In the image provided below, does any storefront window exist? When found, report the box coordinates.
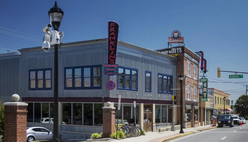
[194,106,198,121]
[84,104,93,125]
[124,104,131,124]
[162,105,167,123]
[50,103,54,118]
[34,103,41,122]
[155,105,161,123]
[27,103,33,122]
[168,105,172,123]
[94,104,103,126]
[62,103,71,124]
[73,103,82,125]
[42,103,49,118]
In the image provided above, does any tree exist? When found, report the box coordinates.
[234,94,248,119]
[0,101,4,139]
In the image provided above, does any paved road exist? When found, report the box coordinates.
[170,124,248,142]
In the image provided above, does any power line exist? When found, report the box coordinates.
[0,30,40,42]
[0,26,41,38]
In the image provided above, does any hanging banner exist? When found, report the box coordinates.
[108,21,119,64]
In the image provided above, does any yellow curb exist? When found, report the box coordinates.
[159,132,195,142]
[159,127,217,142]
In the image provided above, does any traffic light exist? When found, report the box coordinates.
[217,67,221,78]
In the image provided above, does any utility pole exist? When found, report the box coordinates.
[246,85,248,118]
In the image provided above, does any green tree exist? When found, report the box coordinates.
[234,94,248,118]
[0,101,4,139]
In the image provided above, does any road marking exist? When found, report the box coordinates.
[234,130,236,132]
[221,136,227,140]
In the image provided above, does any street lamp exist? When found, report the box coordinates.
[223,97,226,115]
[178,74,184,133]
[42,1,64,142]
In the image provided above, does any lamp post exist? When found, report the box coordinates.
[223,97,226,115]
[231,100,233,114]
[178,74,184,133]
[42,2,64,142]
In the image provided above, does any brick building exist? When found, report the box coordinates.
[157,46,200,128]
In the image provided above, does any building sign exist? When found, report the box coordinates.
[157,46,184,57]
[108,21,119,64]
[168,30,184,43]
[106,80,116,90]
[200,77,208,101]
[104,64,118,76]
[184,53,199,65]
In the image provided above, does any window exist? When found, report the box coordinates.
[73,103,82,125]
[158,73,173,94]
[62,103,71,124]
[94,104,103,126]
[187,85,191,100]
[29,69,52,90]
[194,86,197,101]
[117,66,138,91]
[65,65,101,89]
[145,71,151,92]
[193,65,197,79]
[187,60,191,77]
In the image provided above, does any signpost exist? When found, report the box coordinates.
[200,77,208,101]
[116,95,121,139]
[229,74,243,79]
[134,101,136,125]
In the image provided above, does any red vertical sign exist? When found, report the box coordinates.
[108,21,119,64]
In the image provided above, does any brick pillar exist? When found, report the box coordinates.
[102,102,115,138]
[3,102,28,142]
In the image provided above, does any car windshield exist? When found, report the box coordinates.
[220,115,230,119]
[233,117,238,119]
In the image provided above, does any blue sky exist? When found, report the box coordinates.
[0,0,248,104]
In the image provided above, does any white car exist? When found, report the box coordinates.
[41,117,66,125]
[26,126,53,142]
[232,115,241,125]
[240,117,246,124]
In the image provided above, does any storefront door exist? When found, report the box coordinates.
[144,111,152,132]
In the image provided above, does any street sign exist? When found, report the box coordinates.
[200,98,208,101]
[200,77,208,82]
[229,74,243,79]
[106,80,116,90]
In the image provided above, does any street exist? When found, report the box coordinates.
[170,124,248,142]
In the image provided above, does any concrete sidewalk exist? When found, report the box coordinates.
[86,125,216,142]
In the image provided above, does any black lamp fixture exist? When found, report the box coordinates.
[48,1,64,31]
[46,1,64,142]
[178,74,184,133]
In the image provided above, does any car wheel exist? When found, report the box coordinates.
[27,136,35,142]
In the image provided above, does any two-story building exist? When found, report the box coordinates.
[0,38,178,139]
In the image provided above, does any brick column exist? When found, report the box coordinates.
[3,102,28,142]
[102,102,115,138]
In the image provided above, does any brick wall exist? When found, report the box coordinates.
[4,105,27,142]
[102,108,115,138]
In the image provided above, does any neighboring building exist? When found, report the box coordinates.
[0,38,178,139]
[212,88,231,115]
[157,46,200,128]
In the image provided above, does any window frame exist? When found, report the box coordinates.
[187,85,191,100]
[194,86,197,101]
[29,68,52,90]
[145,71,152,92]
[64,65,102,89]
[193,64,197,79]
[157,73,173,94]
[187,60,191,77]
[117,66,138,91]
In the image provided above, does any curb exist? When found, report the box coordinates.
[159,132,195,142]
[159,127,217,142]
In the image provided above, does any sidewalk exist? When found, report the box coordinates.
[86,125,216,142]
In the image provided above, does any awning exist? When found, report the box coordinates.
[185,105,191,110]
[194,106,198,110]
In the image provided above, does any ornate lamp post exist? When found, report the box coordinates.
[42,1,64,142]
[223,97,226,115]
[178,74,184,133]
